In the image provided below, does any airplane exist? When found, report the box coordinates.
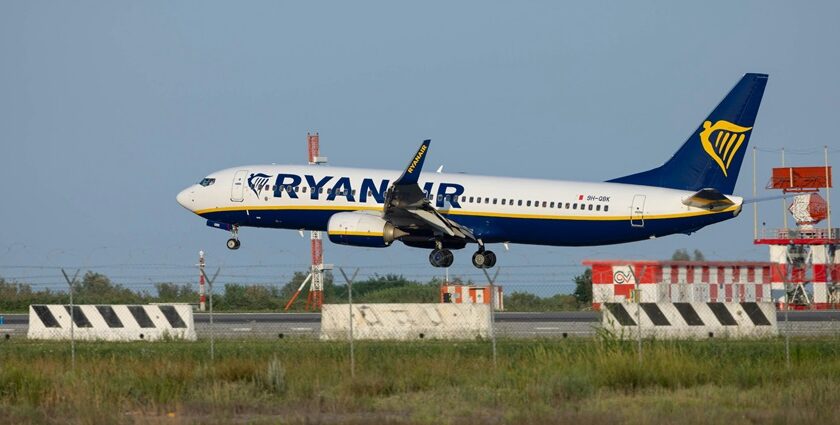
[177,73,768,269]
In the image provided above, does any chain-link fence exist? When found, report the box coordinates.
[3,265,840,374]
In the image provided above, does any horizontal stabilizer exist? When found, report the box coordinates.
[682,188,735,211]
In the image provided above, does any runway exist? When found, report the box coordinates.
[3,310,840,339]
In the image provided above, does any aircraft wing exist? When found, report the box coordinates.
[681,188,736,211]
[383,140,476,241]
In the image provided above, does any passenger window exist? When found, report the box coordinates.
[319,187,324,194]
[542,201,547,207]
[501,199,506,205]
[565,203,570,209]
[510,199,514,205]
[294,187,299,192]
[604,205,609,212]
[596,205,601,211]
[438,194,443,202]
[518,200,523,206]
[588,204,593,210]
[477,197,482,204]
[493,198,497,205]
[469,196,474,203]
[264,185,270,191]
[527,201,531,207]
[572,203,577,210]
[550,202,555,208]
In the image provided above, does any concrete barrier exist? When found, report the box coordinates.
[601,302,778,339]
[320,303,492,340]
[27,304,196,341]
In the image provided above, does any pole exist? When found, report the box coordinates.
[632,265,642,364]
[200,267,220,362]
[782,149,788,232]
[826,146,832,238]
[199,251,206,311]
[784,251,791,369]
[339,268,359,379]
[284,273,312,311]
[61,269,79,372]
[753,147,758,240]
[481,267,500,369]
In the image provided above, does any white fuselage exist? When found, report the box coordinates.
[177,165,742,247]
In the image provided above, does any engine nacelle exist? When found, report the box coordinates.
[327,212,406,248]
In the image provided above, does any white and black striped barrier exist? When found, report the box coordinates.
[601,302,778,339]
[27,304,197,341]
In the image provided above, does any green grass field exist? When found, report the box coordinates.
[2,337,840,424]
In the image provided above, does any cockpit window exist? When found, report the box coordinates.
[199,178,216,187]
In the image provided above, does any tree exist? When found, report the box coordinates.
[671,249,691,261]
[671,249,705,261]
[573,268,593,307]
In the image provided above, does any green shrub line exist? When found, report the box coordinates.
[1,338,840,423]
[0,270,592,313]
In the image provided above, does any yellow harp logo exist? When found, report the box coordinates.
[699,120,752,177]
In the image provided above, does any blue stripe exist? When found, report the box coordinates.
[201,208,736,247]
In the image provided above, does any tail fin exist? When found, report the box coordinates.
[608,73,768,194]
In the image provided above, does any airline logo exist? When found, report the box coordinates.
[699,120,752,177]
[248,173,272,197]
[265,172,465,209]
[407,144,427,175]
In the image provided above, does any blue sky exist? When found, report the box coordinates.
[1,1,837,293]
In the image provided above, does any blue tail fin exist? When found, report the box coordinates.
[608,73,768,195]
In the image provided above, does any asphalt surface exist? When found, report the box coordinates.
[4,310,840,325]
[4,310,840,339]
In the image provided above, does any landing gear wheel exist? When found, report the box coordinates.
[429,248,454,268]
[227,238,241,250]
[471,251,487,268]
[472,250,496,268]
[484,250,497,268]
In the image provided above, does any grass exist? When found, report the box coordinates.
[2,337,840,424]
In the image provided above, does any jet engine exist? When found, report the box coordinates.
[327,212,406,248]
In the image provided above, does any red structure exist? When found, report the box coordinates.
[755,164,838,309]
[440,284,504,310]
[283,132,328,311]
[585,260,775,310]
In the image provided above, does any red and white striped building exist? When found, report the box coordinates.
[584,260,776,310]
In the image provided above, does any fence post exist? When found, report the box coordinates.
[200,267,221,362]
[339,268,359,379]
[481,267,500,368]
[61,269,80,372]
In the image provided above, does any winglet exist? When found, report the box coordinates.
[394,139,431,185]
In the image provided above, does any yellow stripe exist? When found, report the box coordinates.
[195,205,739,221]
[328,230,385,237]
[194,205,383,215]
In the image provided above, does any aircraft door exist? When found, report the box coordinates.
[231,170,249,202]
[631,194,646,227]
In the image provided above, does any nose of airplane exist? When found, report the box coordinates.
[176,187,195,211]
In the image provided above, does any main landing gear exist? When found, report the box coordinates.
[428,241,497,269]
[429,248,454,268]
[226,225,241,250]
[471,248,496,269]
